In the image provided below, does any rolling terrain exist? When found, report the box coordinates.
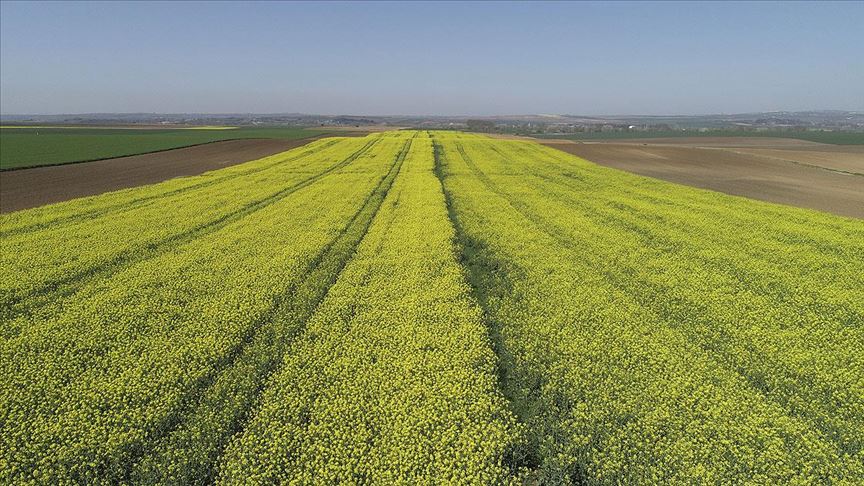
[1,131,861,484]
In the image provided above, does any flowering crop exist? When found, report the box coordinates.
[0,134,412,483]
[216,133,521,484]
[433,132,864,483]
[1,130,860,484]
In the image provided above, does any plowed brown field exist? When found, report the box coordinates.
[540,138,864,219]
[1,138,319,213]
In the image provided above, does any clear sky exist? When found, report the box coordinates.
[1,1,862,116]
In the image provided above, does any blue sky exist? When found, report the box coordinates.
[1,1,862,115]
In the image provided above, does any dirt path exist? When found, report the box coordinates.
[540,140,864,219]
[0,138,319,213]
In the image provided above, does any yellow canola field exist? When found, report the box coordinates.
[1,130,861,484]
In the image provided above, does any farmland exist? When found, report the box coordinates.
[1,131,862,484]
[0,126,329,170]
[0,138,326,213]
[535,129,864,145]
[539,137,864,219]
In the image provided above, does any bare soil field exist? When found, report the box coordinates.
[725,147,864,175]
[580,137,826,148]
[540,138,864,219]
[569,137,864,173]
[0,138,316,213]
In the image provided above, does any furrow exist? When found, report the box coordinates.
[432,138,541,475]
[473,140,863,454]
[1,139,378,324]
[0,139,342,237]
[125,138,412,484]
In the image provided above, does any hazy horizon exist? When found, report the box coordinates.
[2,109,862,119]
[2,1,862,116]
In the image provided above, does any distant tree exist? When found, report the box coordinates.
[466,119,497,132]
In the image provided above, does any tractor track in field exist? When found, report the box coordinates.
[0,136,377,214]
[495,141,855,277]
[431,137,544,477]
[450,139,858,460]
[510,142,849,259]
[122,138,414,484]
[1,139,380,325]
[0,139,344,236]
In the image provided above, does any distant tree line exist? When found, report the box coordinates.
[466,119,497,132]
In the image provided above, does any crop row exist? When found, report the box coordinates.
[0,134,410,483]
[433,132,863,483]
[0,138,344,236]
[216,133,521,484]
[0,137,380,316]
[1,130,860,484]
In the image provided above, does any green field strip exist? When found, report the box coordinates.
[438,133,864,480]
[0,138,343,236]
[0,139,402,484]
[0,127,330,170]
[126,138,413,484]
[0,138,382,323]
[0,137,288,172]
[216,133,521,484]
[459,139,864,452]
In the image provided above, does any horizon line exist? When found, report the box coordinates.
[2,109,861,119]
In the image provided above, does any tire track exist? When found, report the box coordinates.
[505,141,858,246]
[0,140,343,237]
[125,138,413,485]
[448,139,858,464]
[2,139,380,326]
[431,138,542,478]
